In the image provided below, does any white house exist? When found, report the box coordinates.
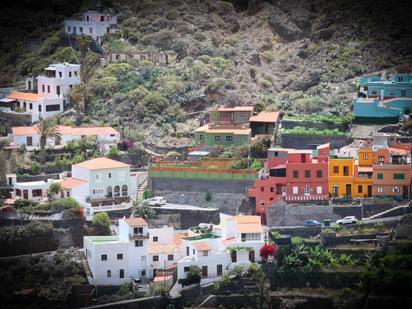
[176,214,265,283]
[59,157,139,216]
[7,173,55,202]
[11,125,120,149]
[83,217,183,285]
[64,10,117,41]
[0,63,80,123]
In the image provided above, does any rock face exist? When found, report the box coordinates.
[268,6,304,41]
[288,70,320,91]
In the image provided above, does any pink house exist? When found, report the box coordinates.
[248,144,330,223]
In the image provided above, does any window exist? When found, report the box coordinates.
[56,86,60,96]
[377,173,383,180]
[59,71,62,78]
[343,166,349,176]
[119,269,124,278]
[184,267,190,272]
[305,170,311,178]
[117,253,123,260]
[316,170,322,178]
[231,250,237,262]
[214,136,221,141]
[316,186,322,194]
[260,200,265,206]
[67,26,71,32]
[47,85,50,93]
[217,264,223,276]
[393,173,405,180]
[79,26,83,33]
[304,187,310,195]
[201,266,208,278]
[45,104,60,112]
[371,90,377,95]
[29,103,32,110]
[101,254,107,261]
[42,85,45,92]
[363,154,369,160]
[89,27,93,33]
[193,249,195,255]
[153,255,159,262]
[358,185,363,193]
[199,134,204,140]
[69,71,72,77]
[168,254,174,261]
[26,136,33,146]
[292,170,299,178]
[107,270,111,277]
[225,136,232,141]
[186,246,189,256]
[292,186,298,194]
[135,240,143,247]
[393,186,400,193]
[270,187,274,193]
[377,187,383,193]
[379,156,384,164]
[389,91,395,96]
[39,105,42,112]
[333,185,339,195]
[333,166,339,174]
[108,172,112,178]
[153,236,158,242]
[134,227,143,234]
[260,187,264,192]
[95,173,102,182]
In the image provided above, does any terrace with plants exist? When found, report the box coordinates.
[282,113,352,126]
[283,126,351,137]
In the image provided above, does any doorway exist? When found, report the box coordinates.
[345,184,352,196]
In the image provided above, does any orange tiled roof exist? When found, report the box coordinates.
[12,125,119,136]
[74,157,130,170]
[7,91,44,101]
[249,112,280,123]
[234,215,263,233]
[153,275,173,283]
[60,177,87,189]
[192,241,211,251]
[124,217,148,227]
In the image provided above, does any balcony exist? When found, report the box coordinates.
[87,196,130,207]
[129,233,149,240]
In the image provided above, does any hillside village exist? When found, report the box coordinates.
[0,0,412,308]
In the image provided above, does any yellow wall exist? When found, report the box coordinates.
[328,158,354,196]
[358,148,373,166]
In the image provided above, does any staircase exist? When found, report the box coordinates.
[367,202,412,219]
[137,173,149,201]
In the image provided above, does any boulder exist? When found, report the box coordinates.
[268,6,304,41]
[288,70,320,91]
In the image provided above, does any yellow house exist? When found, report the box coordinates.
[353,148,373,198]
[329,157,354,197]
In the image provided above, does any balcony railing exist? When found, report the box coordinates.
[284,194,329,202]
[129,233,149,240]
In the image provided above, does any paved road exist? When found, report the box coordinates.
[151,203,218,211]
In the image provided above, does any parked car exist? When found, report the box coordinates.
[144,196,166,206]
[304,220,322,227]
[336,216,358,225]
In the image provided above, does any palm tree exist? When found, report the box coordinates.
[69,36,100,126]
[35,118,61,164]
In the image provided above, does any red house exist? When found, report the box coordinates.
[247,144,330,222]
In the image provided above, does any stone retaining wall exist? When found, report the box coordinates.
[281,133,353,149]
[282,119,347,131]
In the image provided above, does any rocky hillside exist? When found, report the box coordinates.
[1,0,412,150]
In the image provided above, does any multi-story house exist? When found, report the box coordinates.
[247,144,330,221]
[0,63,80,123]
[177,214,264,283]
[11,125,120,149]
[84,217,150,285]
[372,145,411,200]
[353,73,412,123]
[64,10,117,41]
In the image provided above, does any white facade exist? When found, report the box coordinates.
[64,10,117,40]
[84,218,182,285]
[12,125,120,150]
[177,214,265,283]
[7,174,55,202]
[2,62,81,123]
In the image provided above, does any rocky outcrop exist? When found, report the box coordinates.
[268,6,304,41]
[288,70,320,91]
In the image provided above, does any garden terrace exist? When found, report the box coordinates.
[283,127,351,137]
[282,113,352,125]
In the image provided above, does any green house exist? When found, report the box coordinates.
[194,125,251,146]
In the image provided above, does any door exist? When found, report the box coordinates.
[403,186,409,199]
[367,185,372,197]
[26,136,33,146]
[73,26,76,34]
[217,264,223,276]
[23,190,28,199]
[249,250,255,263]
[231,250,237,262]
[345,184,352,196]
[201,266,208,278]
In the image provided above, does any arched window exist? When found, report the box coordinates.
[114,186,120,197]
[121,185,128,196]
[106,186,112,198]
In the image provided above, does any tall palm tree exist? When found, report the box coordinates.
[35,118,61,164]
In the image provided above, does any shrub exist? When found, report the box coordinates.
[260,244,277,261]
[47,182,61,200]
[49,197,80,212]
[92,212,111,236]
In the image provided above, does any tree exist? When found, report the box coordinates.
[92,212,111,235]
[35,118,61,164]
[133,200,156,221]
[47,182,61,200]
[108,145,120,158]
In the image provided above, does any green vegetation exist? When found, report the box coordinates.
[283,126,351,137]
[92,212,111,236]
[133,200,156,221]
[283,113,352,126]
[0,221,54,242]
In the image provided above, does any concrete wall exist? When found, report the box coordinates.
[152,207,220,229]
[281,134,353,149]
